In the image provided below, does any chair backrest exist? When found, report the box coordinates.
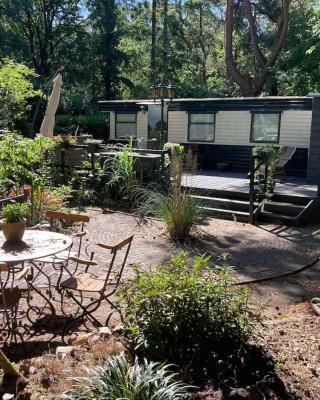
[277,146,296,167]
[97,234,134,290]
[46,210,90,234]
[63,213,90,223]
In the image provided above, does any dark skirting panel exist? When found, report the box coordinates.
[183,144,308,177]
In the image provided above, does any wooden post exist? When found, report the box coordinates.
[0,349,28,395]
[317,158,320,199]
[249,156,255,225]
[61,147,66,183]
[0,350,20,378]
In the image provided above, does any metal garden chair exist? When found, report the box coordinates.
[0,262,29,346]
[59,234,134,334]
[34,210,91,297]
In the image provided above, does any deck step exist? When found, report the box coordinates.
[199,206,249,221]
[183,186,250,200]
[263,201,304,216]
[190,194,257,211]
[270,193,313,206]
[260,210,297,222]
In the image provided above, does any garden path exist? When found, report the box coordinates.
[84,209,320,284]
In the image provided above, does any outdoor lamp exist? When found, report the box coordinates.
[167,83,175,101]
[150,84,157,101]
[157,82,166,99]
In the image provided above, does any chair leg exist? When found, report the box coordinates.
[105,296,123,326]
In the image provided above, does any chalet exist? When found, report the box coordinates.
[99,95,320,184]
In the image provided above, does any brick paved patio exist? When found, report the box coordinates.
[84,208,320,284]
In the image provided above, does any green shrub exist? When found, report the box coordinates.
[0,132,57,195]
[1,202,29,223]
[120,252,260,379]
[64,353,190,400]
[103,140,137,204]
[135,142,202,239]
[55,114,107,138]
[135,188,202,239]
[0,59,39,130]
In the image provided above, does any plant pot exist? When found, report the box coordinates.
[0,220,26,242]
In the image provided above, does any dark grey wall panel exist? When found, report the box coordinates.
[184,144,308,177]
[307,97,320,184]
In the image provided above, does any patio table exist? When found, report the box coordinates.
[0,230,73,321]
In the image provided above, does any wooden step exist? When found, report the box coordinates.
[183,186,249,200]
[260,210,297,223]
[199,206,249,222]
[190,195,257,211]
[270,193,313,206]
[263,201,304,216]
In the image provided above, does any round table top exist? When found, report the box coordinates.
[0,230,73,264]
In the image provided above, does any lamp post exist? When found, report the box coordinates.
[150,82,175,149]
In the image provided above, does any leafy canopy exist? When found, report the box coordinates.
[0,59,39,129]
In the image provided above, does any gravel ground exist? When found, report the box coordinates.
[257,304,320,399]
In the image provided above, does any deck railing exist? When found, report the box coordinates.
[249,154,269,224]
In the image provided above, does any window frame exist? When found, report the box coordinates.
[250,111,281,144]
[188,112,216,143]
[115,112,137,138]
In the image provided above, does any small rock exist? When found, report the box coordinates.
[29,366,37,375]
[99,326,112,338]
[279,329,286,336]
[72,332,95,346]
[112,324,124,334]
[56,346,74,359]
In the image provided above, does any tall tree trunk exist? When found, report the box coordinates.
[162,0,168,82]
[199,3,207,88]
[225,0,253,96]
[150,0,157,83]
[225,0,289,96]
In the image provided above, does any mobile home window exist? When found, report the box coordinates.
[251,113,280,143]
[189,113,215,142]
[115,113,137,138]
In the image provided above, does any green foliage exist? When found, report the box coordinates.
[120,252,260,378]
[136,145,201,240]
[135,187,201,239]
[55,114,108,138]
[0,59,39,129]
[0,132,57,195]
[103,140,137,203]
[1,202,29,223]
[252,144,280,191]
[64,352,190,400]
[1,0,320,102]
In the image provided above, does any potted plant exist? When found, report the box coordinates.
[0,202,29,242]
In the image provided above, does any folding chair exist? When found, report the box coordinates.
[0,262,29,346]
[42,210,90,259]
[34,211,91,295]
[274,146,296,179]
[59,235,134,334]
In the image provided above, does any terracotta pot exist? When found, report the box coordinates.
[0,220,26,242]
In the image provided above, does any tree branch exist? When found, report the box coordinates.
[244,0,266,68]
[253,0,289,94]
[225,0,253,96]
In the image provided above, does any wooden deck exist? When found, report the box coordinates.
[182,171,318,199]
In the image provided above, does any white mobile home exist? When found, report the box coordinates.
[99,96,320,183]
